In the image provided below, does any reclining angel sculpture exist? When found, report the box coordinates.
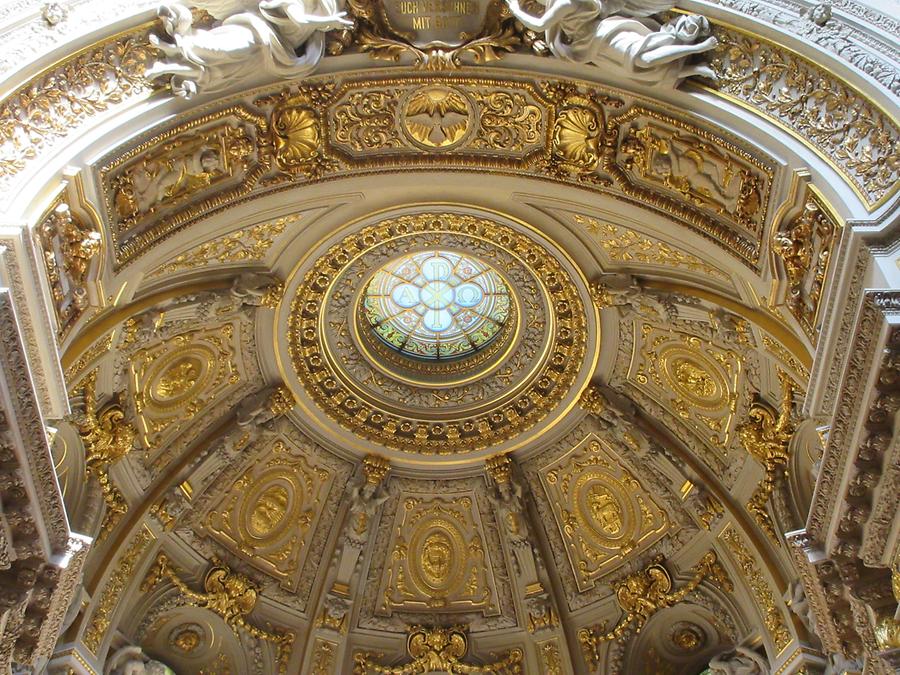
[147,0,352,98]
[506,0,718,86]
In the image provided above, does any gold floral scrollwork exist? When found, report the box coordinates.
[378,493,500,616]
[76,372,137,539]
[719,524,791,651]
[772,189,839,342]
[353,626,523,674]
[142,554,293,673]
[541,437,669,590]
[268,85,334,177]
[578,552,732,668]
[738,371,795,541]
[710,28,899,210]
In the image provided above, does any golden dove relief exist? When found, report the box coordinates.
[377,492,501,616]
[130,323,242,456]
[630,323,742,461]
[200,438,332,590]
[540,436,669,591]
[330,78,545,161]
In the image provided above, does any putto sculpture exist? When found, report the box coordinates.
[147,0,352,97]
[506,0,717,85]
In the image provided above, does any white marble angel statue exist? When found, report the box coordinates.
[147,0,352,98]
[506,0,718,86]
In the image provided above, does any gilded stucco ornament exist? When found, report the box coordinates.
[540,437,669,590]
[353,625,523,674]
[147,0,352,97]
[202,438,331,590]
[76,373,138,539]
[37,201,102,338]
[378,493,501,615]
[579,552,732,667]
[142,554,293,672]
[506,0,717,86]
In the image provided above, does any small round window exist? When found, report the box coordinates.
[361,251,511,360]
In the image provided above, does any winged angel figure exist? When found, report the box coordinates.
[147,0,352,97]
[506,0,717,85]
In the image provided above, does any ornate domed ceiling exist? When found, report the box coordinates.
[0,1,897,675]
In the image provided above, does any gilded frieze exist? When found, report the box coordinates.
[615,110,770,237]
[630,323,742,460]
[377,492,501,616]
[201,439,332,591]
[328,78,546,162]
[96,73,780,270]
[539,436,669,591]
[101,106,268,266]
[709,26,899,210]
[148,213,299,278]
[130,322,241,454]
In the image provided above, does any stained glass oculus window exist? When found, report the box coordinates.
[362,251,511,360]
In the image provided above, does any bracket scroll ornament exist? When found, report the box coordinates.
[578,552,733,669]
[353,625,523,674]
[737,370,795,541]
[142,553,293,673]
[76,372,138,540]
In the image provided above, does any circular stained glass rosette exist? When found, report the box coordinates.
[362,251,511,360]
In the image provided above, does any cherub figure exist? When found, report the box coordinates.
[506,0,717,85]
[147,0,352,97]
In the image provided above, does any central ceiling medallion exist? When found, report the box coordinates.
[281,210,598,457]
[362,250,511,360]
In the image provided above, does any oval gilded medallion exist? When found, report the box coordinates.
[152,355,204,403]
[247,483,290,539]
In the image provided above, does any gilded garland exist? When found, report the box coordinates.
[286,212,590,454]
